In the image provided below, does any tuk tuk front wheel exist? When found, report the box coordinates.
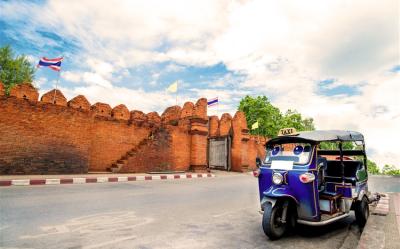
[355,196,369,227]
[262,202,287,240]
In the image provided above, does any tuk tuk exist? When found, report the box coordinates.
[255,128,371,240]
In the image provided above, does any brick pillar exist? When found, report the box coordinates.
[189,98,208,172]
[241,128,250,171]
[231,111,250,172]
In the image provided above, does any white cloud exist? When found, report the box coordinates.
[32,77,47,88]
[164,63,186,73]
[62,71,82,83]
[1,0,399,167]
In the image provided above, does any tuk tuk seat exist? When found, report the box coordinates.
[324,160,362,185]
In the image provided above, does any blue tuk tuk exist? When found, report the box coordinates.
[255,128,371,240]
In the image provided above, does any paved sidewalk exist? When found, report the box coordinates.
[357,193,400,249]
[0,172,215,187]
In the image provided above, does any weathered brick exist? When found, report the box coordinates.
[209,116,219,137]
[247,135,267,170]
[231,111,248,172]
[219,113,232,136]
[0,97,91,174]
[111,104,129,121]
[146,111,161,127]
[9,83,39,101]
[91,102,112,118]
[193,98,207,119]
[0,94,256,175]
[180,102,194,119]
[68,95,91,110]
[162,106,181,125]
[40,89,67,106]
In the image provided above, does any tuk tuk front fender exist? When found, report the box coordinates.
[263,185,299,206]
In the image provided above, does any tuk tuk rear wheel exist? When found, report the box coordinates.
[355,196,369,227]
[262,202,287,240]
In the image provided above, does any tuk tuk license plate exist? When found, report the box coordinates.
[270,160,293,170]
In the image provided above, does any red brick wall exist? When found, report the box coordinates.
[89,119,150,172]
[170,124,191,171]
[0,82,264,175]
[41,89,67,106]
[0,96,92,174]
[247,135,267,170]
[209,116,219,137]
[0,84,206,174]
[120,127,172,173]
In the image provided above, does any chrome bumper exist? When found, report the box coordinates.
[297,213,350,226]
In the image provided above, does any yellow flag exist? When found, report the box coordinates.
[252,121,259,130]
[167,81,178,93]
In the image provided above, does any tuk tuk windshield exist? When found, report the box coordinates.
[264,143,313,165]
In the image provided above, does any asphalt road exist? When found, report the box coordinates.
[0,174,397,249]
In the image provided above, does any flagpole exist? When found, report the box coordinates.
[52,55,63,103]
[52,69,61,103]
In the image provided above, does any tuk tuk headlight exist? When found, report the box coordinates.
[272,173,283,185]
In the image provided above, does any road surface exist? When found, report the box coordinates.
[0,173,397,249]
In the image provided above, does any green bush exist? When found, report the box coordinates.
[0,45,35,94]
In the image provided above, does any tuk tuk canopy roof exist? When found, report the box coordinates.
[266,130,364,145]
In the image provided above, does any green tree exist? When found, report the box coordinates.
[0,45,35,94]
[382,164,400,175]
[238,96,282,137]
[238,95,315,137]
[367,159,380,175]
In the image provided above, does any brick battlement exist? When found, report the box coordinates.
[0,82,266,174]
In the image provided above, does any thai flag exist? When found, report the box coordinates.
[207,97,219,107]
[37,57,63,71]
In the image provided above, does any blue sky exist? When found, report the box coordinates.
[0,0,399,167]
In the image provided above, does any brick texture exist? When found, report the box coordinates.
[9,83,39,101]
[111,104,130,121]
[68,95,91,110]
[247,135,267,170]
[146,112,161,128]
[209,116,219,137]
[0,97,91,174]
[91,102,112,118]
[231,111,249,172]
[0,83,263,175]
[180,102,194,119]
[40,89,67,106]
[219,113,232,136]
[162,106,181,125]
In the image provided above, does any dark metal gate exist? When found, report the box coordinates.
[208,136,231,170]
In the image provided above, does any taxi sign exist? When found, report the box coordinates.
[278,128,298,136]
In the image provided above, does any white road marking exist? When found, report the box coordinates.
[45,179,60,185]
[73,178,86,184]
[136,176,145,181]
[11,179,30,186]
[96,177,108,183]
[117,176,128,182]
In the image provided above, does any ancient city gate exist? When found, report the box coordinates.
[208,136,231,171]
